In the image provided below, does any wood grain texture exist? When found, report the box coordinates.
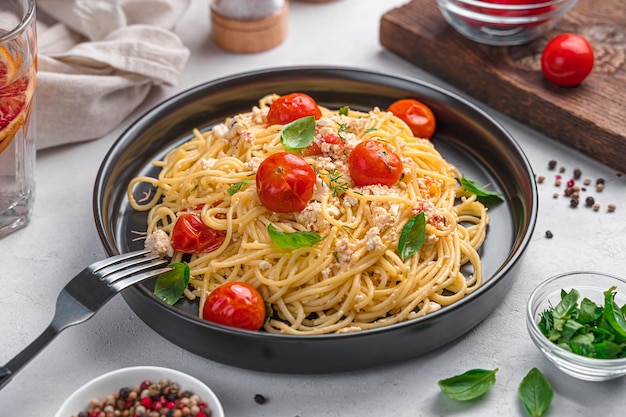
[380,0,625,172]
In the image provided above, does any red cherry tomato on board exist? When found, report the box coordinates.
[541,33,594,87]
[170,212,225,254]
[202,282,266,331]
[256,152,316,213]
[267,93,322,125]
[387,99,436,139]
[348,140,403,187]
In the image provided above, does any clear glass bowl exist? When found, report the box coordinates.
[435,0,579,46]
[526,271,626,381]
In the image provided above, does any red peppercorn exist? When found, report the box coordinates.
[140,380,153,391]
[567,179,575,188]
[140,397,153,409]
[167,401,176,409]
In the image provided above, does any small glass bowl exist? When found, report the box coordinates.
[435,0,579,46]
[54,366,225,417]
[527,271,626,381]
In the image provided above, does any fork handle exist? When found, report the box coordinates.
[0,324,59,390]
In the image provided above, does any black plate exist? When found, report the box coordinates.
[94,67,537,374]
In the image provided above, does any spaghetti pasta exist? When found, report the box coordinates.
[128,94,490,335]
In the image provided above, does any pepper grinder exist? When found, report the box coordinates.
[210,0,288,53]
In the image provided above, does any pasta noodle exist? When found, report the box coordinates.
[128,94,490,335]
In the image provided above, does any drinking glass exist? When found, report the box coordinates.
[0,0,36,238]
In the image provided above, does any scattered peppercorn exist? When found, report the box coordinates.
[545,230,553,238]
[573,167,582,179]
[537,175,545,184]
[548,160,557,170]
[608,203,616,213]
[596,183,605,192]
[555,179,561,187]
[570,198,579,208]
[254,394,267,404]
[585,196,595,207]
[71,379,213,417]
[583,178,591,186]
[559,166,566,173]
[593,203,601,211]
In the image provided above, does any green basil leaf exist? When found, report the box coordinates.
[437,368,497,401]
[578,297,601,324]
[268,223,324,249]
[280,116,316,150]
[227,180,251,196]
[518,368,553,417]
[603,286,626,337]
[553,288,579,320]
[461,177,503,204]
[338,106,349,116]
[398,212,426,261]
[154,262,189,306]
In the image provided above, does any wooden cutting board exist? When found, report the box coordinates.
[380,0,625,172]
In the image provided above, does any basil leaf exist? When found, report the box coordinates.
[154,262,189,305]
[268,223,324,249]
[228,180,251,196]
[438,368,497,401]
[280,116,316,150]
[398,212,426,261]
[461,177,503,203]
[603,287,626,337]
[518,368,553,417]
[578,297,601,324]
[552,288,579,319]
[338,106,349,116]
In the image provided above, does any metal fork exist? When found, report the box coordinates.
[0,249,172,390]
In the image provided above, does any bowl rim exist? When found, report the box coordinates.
[527,270,626,366]
[54,365,225,417]
[441,0,575,9]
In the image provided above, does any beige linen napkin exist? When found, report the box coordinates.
[36,0,191,149]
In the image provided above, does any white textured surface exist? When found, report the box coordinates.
[1,0,626,415]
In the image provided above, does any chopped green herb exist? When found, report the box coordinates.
[364,127,377,133]
[227,180,252,196]
[398,212,426,261]
[538,286,626,359]
[280,116,315,150]
[437,368,498,401]
[518,368,553,417]
[338,106,349,116]
[268,223,325,249]
[154,262,189,305]
[461,177,503,204]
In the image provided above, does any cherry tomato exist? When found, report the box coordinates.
[170,212,225,254]
[202,282,266,331]
[256,152,316,213]
[302,133,343,156]
[541,33,594,87]
[267,93,322,125]
[387,99,436,139]
[348,140,403,187]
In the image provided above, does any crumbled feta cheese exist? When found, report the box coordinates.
[144,230,173,257]
[335,326,362,334]
[365,227,384,251]
[200,158,218,170]
[259,260,272,270]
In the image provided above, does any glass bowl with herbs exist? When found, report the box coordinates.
[527,271,626,381]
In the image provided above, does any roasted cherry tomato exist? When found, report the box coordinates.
[348,140,403,187]
[541,33,594,87]
[202,282,266,331]
[267,93,322,125]
[387,98,436,139]
[170,212,225,254]
[302,133,343,156]
[256,152,316,213]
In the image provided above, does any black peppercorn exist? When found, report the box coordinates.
[548,160,557,170]
[545,230,553,238]
[254,394,267,404]
[570,198,579,208]
[585,196,594,207]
